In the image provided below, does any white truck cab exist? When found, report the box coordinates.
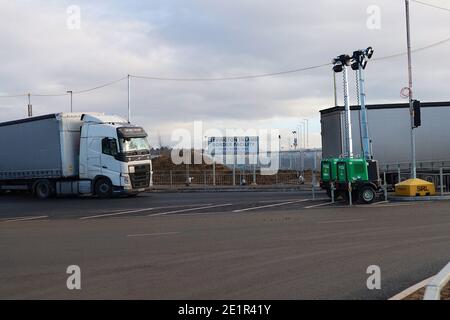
[78,113,153,197]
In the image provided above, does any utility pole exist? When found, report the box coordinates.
[67,90,73,112]
[127,74,131,123]
[405,0,417,179]
[27,93,32,117]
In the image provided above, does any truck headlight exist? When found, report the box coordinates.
[121,174,131,186]
[129,166,135,174]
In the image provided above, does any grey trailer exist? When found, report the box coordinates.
[0,113,83,181]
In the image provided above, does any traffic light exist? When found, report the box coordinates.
[413,99,421,128]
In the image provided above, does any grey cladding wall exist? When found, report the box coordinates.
[320,102,450,165]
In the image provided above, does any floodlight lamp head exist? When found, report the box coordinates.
[332,61,343,73]
[365,46,374,59]
[361,59,368,70]
[337,54,351,66]
[351,60,359,71]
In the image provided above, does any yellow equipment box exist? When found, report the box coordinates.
[395,178,436,197]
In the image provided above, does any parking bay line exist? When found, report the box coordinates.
[1,215,48,223]
[149,203,233,216]
[232,199,311,213]
[80,203,214,220]
[304,202,334,209]
[127,232,180,238]
[318,218,366,224]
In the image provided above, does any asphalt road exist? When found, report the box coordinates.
[1,191,449,299]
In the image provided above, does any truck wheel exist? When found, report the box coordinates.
[34,180,54,199]
[95,178,113,198]
[359,186,376,204]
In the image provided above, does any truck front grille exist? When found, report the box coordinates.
[129,164,150,189]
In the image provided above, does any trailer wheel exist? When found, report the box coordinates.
[95,178,113,198]
[34,180,54,199]
[359,185,376,204]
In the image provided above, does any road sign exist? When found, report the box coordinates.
[207,136,259,155]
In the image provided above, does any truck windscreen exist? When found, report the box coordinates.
[119,137,150,153]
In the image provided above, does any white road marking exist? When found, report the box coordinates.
[80,207,157,220]
[256,199,309,203]
[232,199,310,213]
[80,203,213,220]
[149,203,233,216]
[371,200,389,206]
[304,202,334,209]
[318,219,366,224]
[366,203,414,208]
[126,232,180,237]
[310,202,416,209]
[1,215,48,223]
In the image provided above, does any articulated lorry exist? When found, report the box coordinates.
[0,113,153,199]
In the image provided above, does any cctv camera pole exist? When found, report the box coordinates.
[342,65,353,158]
[405,0,416,179]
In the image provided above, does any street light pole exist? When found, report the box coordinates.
[127,74,131,123]
[299,121,306,149]
[405,0,417,179]
[67,90,73,112]
[303,118,309,148]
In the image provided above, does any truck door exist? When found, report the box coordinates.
[87,138,102,177]
[100,138,121,186]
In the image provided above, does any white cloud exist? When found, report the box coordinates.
[0,0,449,147]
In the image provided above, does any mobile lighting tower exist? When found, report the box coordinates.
[351,47,374,160]
[319,50,382,204]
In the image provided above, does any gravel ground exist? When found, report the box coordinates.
[404,283,450,300]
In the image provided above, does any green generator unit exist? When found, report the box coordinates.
[321,158,339,182]
[320,158,381,204]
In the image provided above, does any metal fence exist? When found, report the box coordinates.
[152,170,320,187]
[381,160,450,194]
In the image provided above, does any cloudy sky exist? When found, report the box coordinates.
[0,0,449,148]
